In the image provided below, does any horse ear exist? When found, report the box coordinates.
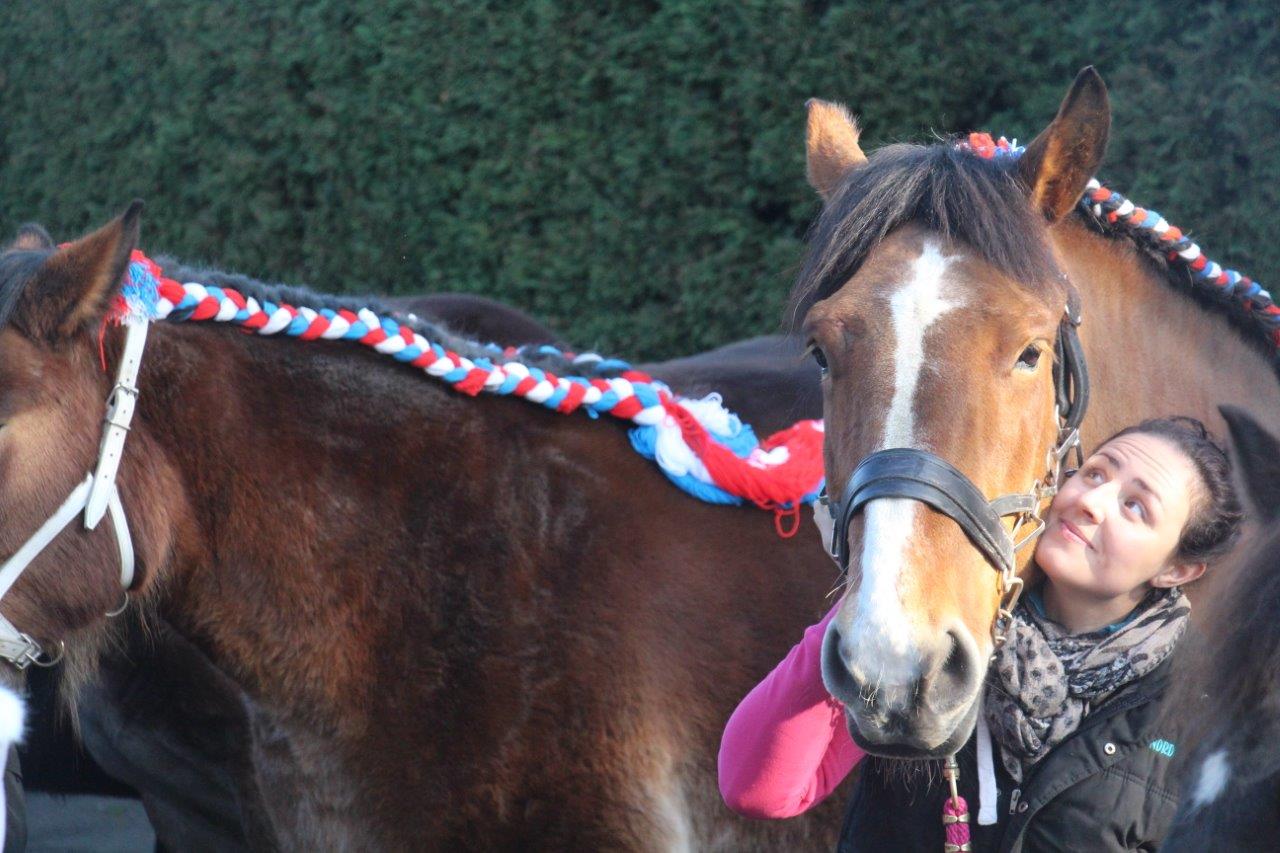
[806,99,867,201]
[1219,405,1280,525]
[23,201,143,341]
[1016,67,1110,223]
[8,224,55,252]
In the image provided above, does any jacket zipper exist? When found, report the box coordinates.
[1007,787,1021,815]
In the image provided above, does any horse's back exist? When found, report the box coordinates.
[643,335,822,436]
[72,298,836,849]
[385,292,566,349]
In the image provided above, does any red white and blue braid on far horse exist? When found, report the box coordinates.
[113,253,827,536]
[966,133,1280,343]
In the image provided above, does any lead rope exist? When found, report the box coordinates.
[942,755,971,852]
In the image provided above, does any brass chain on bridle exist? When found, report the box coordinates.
[992,412,1083,648]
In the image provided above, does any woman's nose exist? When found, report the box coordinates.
[1077,484,1112,522]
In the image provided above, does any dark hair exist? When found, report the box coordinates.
[786,142,1061,330]
[1099,416,1244,564]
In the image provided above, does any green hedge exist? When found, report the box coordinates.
[2,0,1276,358]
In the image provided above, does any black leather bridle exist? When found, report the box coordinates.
[821,290,1088,645]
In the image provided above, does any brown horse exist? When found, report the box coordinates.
[0,219,841,848]
[797,67,1280,758]
[63,325,820,851]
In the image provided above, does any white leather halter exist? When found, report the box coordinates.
[0,317,147,669]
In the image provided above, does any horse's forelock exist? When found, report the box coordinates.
[787,142,1059,330]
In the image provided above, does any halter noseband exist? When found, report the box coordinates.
[0,318,146,669]
[824,291,1088,646]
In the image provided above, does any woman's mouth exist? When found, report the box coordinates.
[1059,520,1092,549]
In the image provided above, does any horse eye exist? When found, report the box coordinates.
[810,345,829,374]
[1016,345,1042,370]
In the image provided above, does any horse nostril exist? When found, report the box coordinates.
[820,620,863,707]
[942,630,968,682]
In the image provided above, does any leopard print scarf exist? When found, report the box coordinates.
[982,586,1189,782]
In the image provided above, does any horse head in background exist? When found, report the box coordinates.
[797,67,1280,759]
[1163,407,1280,850]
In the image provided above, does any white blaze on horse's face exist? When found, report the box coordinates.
[814,229,1024,753]
[843,242,962,691]
[805,65,1111,761]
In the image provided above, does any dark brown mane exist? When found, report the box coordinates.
[783,134,1278,374]
[1188,520,1280,745]
[787,141,1059,329]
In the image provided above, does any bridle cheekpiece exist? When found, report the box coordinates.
[0,316,147,669]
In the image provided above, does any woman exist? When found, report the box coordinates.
[719,417,1243,851]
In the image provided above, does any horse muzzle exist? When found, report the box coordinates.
[820,616,983,758]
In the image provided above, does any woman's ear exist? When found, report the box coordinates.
[1152,561,1206,589]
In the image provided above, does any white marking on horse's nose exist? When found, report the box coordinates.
[843,241,963,694]
[844,498,921,692]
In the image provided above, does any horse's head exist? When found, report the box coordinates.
[798,70,1110,757]
[0,204,173,664]
[1163,407,1280,845]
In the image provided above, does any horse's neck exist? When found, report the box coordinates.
[1056,220,1280,440]
[125,321,663,711]
[127,324,511,697]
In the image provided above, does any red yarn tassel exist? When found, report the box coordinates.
[943,796,971,852]
[942,755,971,852]
[659,396,825,515]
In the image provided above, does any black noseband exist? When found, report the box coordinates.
[831,449,1036,578]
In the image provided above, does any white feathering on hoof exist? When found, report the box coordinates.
[0,685,24,748]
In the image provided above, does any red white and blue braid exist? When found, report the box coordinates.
[964,133,1280,346]
[117,252,826,535]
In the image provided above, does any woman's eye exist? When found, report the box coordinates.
[1124,498,1146,519]
[1016,344,1042,370]
[810,346,829,375]
[1083,468,1104,483]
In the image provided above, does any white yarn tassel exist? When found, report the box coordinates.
[0,684,26,846]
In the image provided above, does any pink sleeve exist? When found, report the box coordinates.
[717,604,866,818]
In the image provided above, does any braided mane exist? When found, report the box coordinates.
[157,257,606,378]
[1071,199,1280,372]
[790,132,1277,374]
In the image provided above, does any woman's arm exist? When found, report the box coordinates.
[717,602,865,818]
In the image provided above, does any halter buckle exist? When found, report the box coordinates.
[6,639,44,672]
[1010,515,1045,553]
[992,574,1024,647]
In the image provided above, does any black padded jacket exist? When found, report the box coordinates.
[836,653,1184,852]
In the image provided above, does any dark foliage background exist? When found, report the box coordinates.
[2,0,1275,358]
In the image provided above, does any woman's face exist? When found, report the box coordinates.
[1034,432,1203,601]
